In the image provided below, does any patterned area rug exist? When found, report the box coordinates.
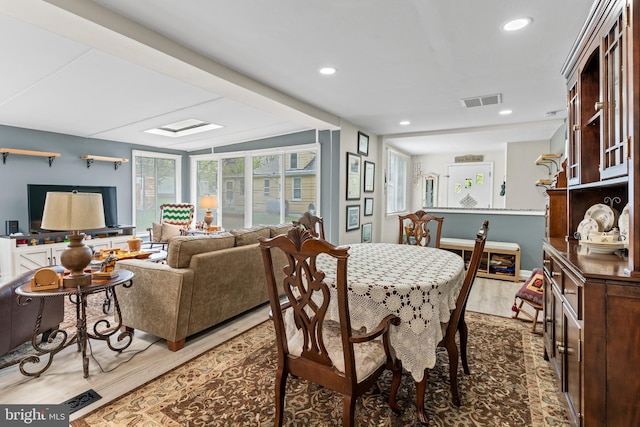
[0,293,113,370]
[71,312,570,426]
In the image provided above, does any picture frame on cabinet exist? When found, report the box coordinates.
[357,131,369,156]
[346,205,360,231]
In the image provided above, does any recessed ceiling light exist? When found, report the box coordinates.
[319,67,337,75]
[502,17,532,32]
[499,109,513,115]
[399,120,411,126]
[145,119,222,137]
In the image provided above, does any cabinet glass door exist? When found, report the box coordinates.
[567,84,579,184]
[602,12,628,178]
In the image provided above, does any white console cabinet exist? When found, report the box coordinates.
[0,227,135,280]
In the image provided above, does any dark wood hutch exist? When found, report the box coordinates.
[543,0,640,425]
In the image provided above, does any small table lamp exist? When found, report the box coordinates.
[200,195,218,227]
[41,191,106,288]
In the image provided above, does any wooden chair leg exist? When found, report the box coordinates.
[444,341,461,407]
[274,369,287,427]
[388,360,403,414]
[459,320,470,375]
[342,394,356,427]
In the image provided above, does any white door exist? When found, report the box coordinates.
[446,162,493,208]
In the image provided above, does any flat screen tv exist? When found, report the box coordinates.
[28,184,119,233]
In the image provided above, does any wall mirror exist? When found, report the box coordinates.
[422,173,439,208]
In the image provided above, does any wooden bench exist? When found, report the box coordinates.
[440,237,521,282]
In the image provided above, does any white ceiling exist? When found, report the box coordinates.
[0,0,594,155]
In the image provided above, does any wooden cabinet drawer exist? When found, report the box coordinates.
[562,269,582,319]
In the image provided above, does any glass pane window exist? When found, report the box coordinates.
[221,157,245,230]
[292,177,302,201]
[132,150,182,234]
[253,154,281,225]
[195,159,218,226]
[386,149,408,214]
[285,149,317,221]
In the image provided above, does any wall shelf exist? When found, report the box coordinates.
[535,153,563,176]
[1,148,60,167]
[81,155,129,170]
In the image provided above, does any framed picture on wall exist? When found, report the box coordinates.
[346,152,361,200]
[357,131,369,156]
[364,197,374,216]
[364,161,375,192]
[346,205,360,231]
[361,223,372,243]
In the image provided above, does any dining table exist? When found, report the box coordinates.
[314,242,466,422]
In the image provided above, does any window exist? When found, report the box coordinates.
[292,177,302,200]
[191,143,319,228]
[132,150,182,235]
[386,149,408,214]
[195,159,218,226]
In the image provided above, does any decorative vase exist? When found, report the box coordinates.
[128,237,142,252]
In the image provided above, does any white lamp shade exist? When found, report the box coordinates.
[41,192,106,231]
[200,195,218,209]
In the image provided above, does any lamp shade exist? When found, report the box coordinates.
[41,191,106,231]
[200,195,218,210]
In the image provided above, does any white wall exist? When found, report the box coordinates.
[505,140,552,210]
[338,120,381,246]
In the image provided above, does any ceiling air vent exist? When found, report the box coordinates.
[460,93,502,108]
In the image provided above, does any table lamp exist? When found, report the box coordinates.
[41,191,106,288]
[200,195,218,227]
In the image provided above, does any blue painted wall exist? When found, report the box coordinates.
[434,210,545,271]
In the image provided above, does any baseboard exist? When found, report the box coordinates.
[519,269,532,281]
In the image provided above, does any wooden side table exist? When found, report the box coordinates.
[14,269,134,378]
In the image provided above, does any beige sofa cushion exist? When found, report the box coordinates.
[166,233,235,268]
[269,223,293,237]
[230,225,271,246]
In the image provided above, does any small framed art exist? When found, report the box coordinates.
[346,205,360,231]
[364,161,375,192]
[364,197,374,216]
[346,152,361,200]
[357,131,369,156]
[361,223,372,243]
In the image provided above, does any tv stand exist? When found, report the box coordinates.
[0,226,136,281]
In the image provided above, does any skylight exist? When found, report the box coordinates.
[145,119,222,137]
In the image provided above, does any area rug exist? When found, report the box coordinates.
[71,312,569,426]
[0,293,113,370]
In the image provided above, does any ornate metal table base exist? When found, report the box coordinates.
[15,271,134,378]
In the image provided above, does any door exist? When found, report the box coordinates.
[446,162,493,208]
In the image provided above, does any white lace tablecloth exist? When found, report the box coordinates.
[316,243,465,382]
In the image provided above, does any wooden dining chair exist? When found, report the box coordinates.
[259,227,402,426]
[398,210,444,248]
[292,211,326,240]
[416,220,488,422]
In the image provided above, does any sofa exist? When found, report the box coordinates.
[117,223,292,351]
[0,266,65,357]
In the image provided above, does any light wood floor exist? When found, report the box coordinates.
[0,276,527,421]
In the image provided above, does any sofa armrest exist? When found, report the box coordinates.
[116,260,195,345]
